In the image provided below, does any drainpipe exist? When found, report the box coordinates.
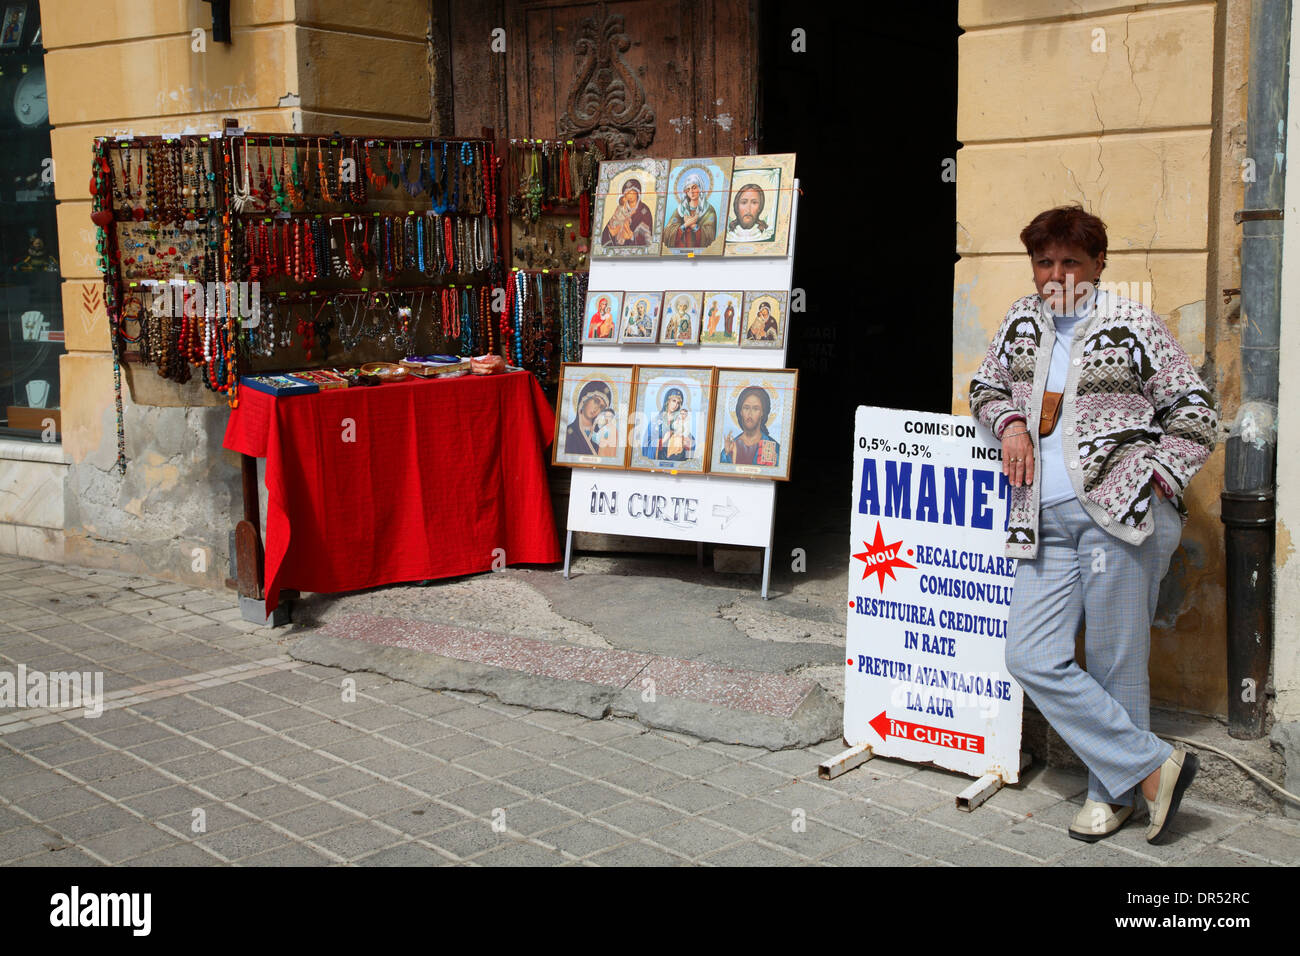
[1225,0,1290,739]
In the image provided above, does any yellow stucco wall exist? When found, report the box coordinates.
[953,1,1243,716]
[41,0,434,586]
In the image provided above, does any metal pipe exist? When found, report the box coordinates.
[1223,492,1274,737]
[1224,0,1290,738]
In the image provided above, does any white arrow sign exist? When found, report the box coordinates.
[712,497,740,529]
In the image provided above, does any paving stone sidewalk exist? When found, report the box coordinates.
[0,557,1297,866]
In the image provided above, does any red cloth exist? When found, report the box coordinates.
[223,370,560,612]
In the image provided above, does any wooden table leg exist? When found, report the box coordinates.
[235,453,265,601]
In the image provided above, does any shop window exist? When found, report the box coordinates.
[0,2,59,441]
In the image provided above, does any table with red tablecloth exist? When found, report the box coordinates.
[222,370,560,612]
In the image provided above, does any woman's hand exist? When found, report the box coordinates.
[1001,424,1035,488]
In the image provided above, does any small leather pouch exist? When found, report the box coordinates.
[1039,391,1063,436]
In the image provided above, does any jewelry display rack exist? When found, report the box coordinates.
[91,120,519,610]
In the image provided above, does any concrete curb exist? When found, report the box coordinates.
[287,632,842,750]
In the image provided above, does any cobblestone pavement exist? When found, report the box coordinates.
[1,558,1297,866]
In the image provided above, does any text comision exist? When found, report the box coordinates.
[845,406,1024,782]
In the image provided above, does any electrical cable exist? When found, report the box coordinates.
[1160,733,1300,805]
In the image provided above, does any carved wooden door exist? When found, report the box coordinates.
[439,0,759,157]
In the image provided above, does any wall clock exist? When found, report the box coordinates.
[13,64,46,127]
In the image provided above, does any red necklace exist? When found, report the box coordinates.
[297,309,316,361]
[500,270,514,354]
[484,147,497,218]
[304,220,316,281]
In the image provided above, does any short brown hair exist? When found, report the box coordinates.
[1019,205,1108,263]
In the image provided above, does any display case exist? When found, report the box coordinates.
[0,2,60,439]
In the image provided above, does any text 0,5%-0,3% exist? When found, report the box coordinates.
[858,438,933,458]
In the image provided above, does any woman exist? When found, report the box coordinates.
[968,205,1218,845]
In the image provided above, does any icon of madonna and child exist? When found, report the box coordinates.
[631,371,713,472]
[560,377,625,463]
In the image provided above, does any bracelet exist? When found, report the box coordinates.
[1002,428,1028,439]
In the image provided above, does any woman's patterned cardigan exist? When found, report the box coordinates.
[968,291,1218,559]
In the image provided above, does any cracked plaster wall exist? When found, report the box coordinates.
[954,0,1245,716]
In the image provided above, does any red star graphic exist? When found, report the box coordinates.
[852,522,917,592]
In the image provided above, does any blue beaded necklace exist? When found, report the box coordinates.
[430,143,449,214]
[450,142,470,213]
[513,271,526,367]
[460,286,473,355]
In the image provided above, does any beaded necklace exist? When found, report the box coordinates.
[468,143,483,213]
[450,141,469,213]
[484,143,497,219]
[511,270,526,367]
[350,139,367,205]
[395,214,405,273]
[526,150,543,221]
[500,271,514,356]
[316,139,334,204]
[270,139,286,210]
[480,285,494,354]
[402,144,425,198]
[429,143,446,213]
[255,144,272,207]
[416,214,426,274]
[459,286,473,355]
[231,138,251,213]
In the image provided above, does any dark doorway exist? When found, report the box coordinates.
[756,1,958,568]
[758,1,959,464]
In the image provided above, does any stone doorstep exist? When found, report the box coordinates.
[291,617,842,751]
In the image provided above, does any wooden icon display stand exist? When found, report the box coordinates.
[563,184,800,598]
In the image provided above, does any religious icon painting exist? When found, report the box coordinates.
[581,291,623,345]
[553,364,635,469]
[0,5,26,49]
[660,291,703,345]
[739,290,789,349]
[699,291,743,346]
[724,153,797,258]
[618,292,663,344]
[660,157,733,257]
[627,365,716,475]
[709,368,799,481]
[593,158,668,257]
